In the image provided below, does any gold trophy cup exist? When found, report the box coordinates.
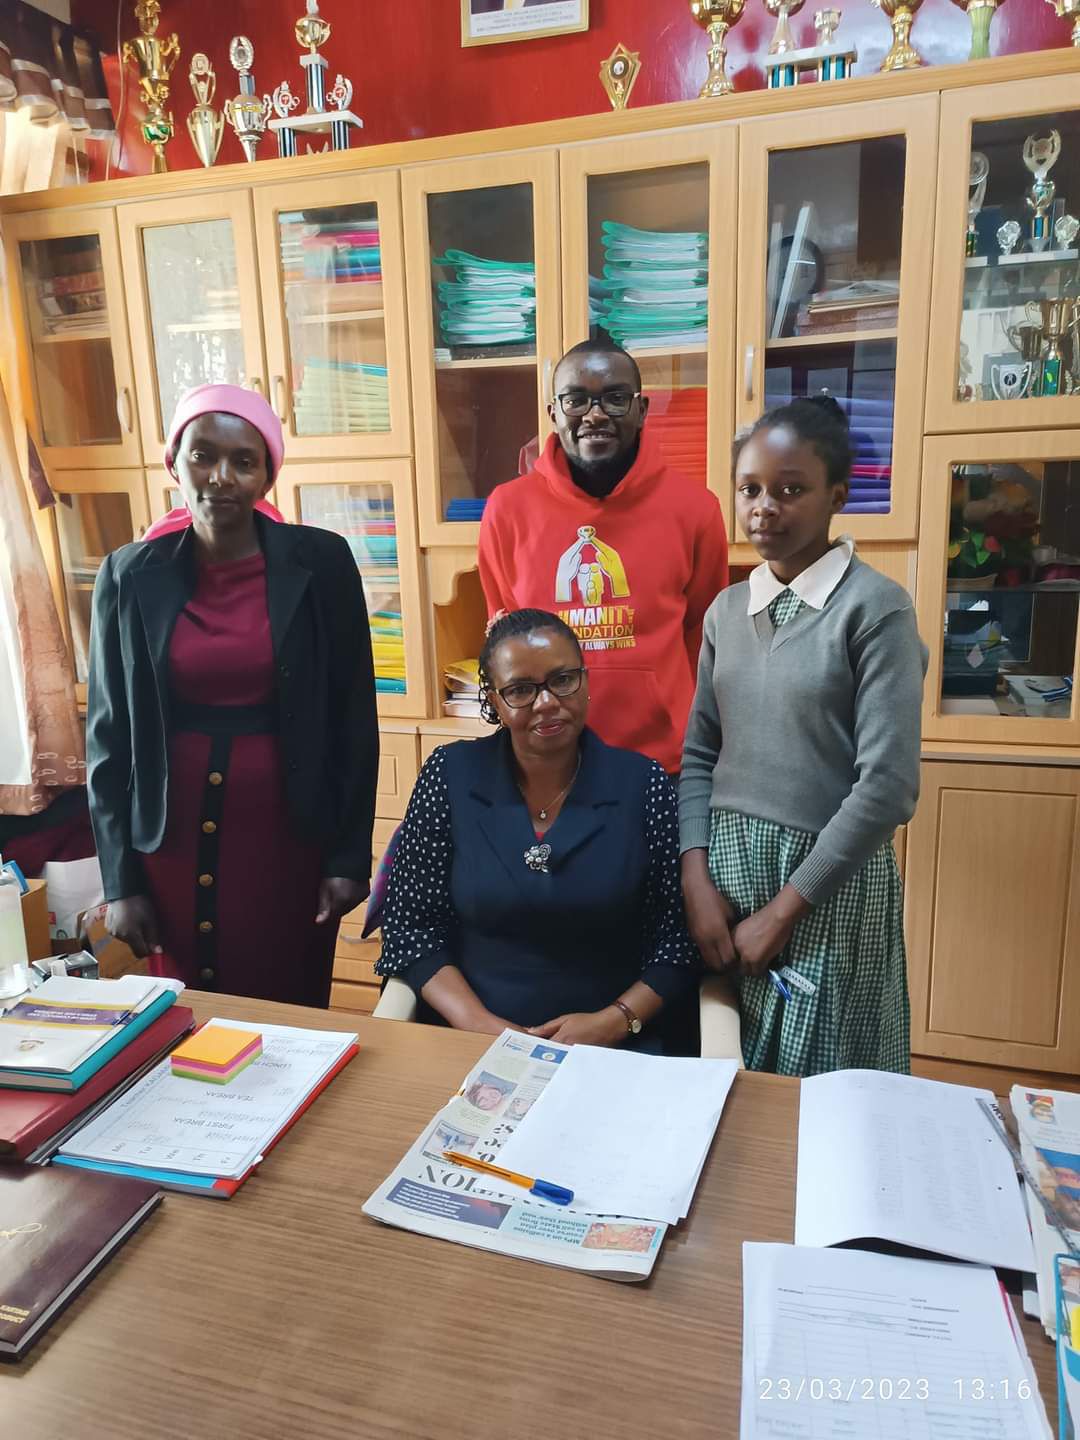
[870,0,924,70]
[186,54,223,168]
[122,0,180,173]
[689,0,747,97]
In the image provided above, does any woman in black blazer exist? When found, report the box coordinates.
[376,609,698,1053]
[86,384,379,1006]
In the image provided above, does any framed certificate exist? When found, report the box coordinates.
[461,0,589,48]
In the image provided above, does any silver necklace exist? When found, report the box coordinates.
[520,756,581,822]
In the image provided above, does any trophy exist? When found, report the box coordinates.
[268,1,363,156]
[1043,0,1080,46]
[689,0,747,97]
[870,0,924,70]
[950,0,1008,60]
[1023,130,1061,253]
[766,0,806,53]
[1030,297,1076,395]
[967,151,989,257]
[186,53,223,168]
[996,219,1021,255]
[223,37,271,164]
[599,44,642,111]
[814,9,857,77]
[121,0,180,174]
[1055,213,1080,249]
[989,360,1037,400]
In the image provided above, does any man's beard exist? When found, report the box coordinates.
[567,438,639,499]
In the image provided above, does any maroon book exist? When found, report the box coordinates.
[0,1163,161,1359]
[0,1007,195,1163]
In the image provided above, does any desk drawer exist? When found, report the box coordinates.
[377,732,419,819]
[330,979,380,1014]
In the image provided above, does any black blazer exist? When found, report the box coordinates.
[85,512,379,902]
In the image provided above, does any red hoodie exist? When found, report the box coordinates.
[478,432,729,773]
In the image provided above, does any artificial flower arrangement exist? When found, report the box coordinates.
[947,469,1039,584]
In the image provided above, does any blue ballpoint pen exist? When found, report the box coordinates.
[768,970,792,1002]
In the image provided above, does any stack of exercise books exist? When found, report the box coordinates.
[292,358,390,437]
[443,657,482,719]
[53,1018,358,1199]
[433,249,537,352]
[794,278,899,338]
[646,385,708,488]
[0,975,184,1094]
[1,1162,162,1360]
[36,266,107,337]
[597,221,709,353]
[445,496,487,522]
[280,217,382,292]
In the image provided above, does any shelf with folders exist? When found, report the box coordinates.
[275,207,390,440]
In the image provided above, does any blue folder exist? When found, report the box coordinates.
[0,989,178,1093]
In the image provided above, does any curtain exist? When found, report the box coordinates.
[0,110,85,817]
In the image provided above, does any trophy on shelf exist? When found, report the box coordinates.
[1043,0,1080,47]
[599,43,642,110]
[122,0,180,174]
[996,218,1021,255]
[268,0,363,156]
[186,53,223,168]
[813,9,857,78]
[1030,297,1076,395]
[224,37,271,163]
[870,0,924,71]
[767,0,806,55]
[989,360,1037,400]
[688,0,747,98]
[950,0,1008,61]
[1023,129,1061,253]
[1055,213,1080,249]
[967,151,989,257]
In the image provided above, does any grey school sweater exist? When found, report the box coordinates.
[678,557,928,906]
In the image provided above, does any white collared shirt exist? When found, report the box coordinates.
[746,536,856,616]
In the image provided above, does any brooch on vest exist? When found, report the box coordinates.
[523,843,552,874]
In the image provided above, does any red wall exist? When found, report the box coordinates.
[72,0,1067,181]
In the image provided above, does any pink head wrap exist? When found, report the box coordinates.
[164,382,285,481]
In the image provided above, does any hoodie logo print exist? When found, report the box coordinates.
[554,526,636,652]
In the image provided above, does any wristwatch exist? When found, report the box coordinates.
[613,999,642,1035]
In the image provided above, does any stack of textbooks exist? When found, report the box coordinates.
[794,279,899,337]
[0,975,184,1094]
[596,221,709,352]
[54,1019,358,1198]
[292,359,390,437]
[433,249,537,352]
[36,267,107,337]
[445,497,487,522]
[280,217,382,292]
[443,658,482,719]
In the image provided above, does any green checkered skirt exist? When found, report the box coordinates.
[707,809,910,1077]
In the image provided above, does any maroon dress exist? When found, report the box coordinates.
[141,551,337,1005]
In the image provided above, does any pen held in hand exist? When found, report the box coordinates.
[442,1150,574,1206]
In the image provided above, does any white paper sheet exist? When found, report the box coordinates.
[58,1019,356,1178]
[796,1069,1034,1271]
[494,1046,738,1224]
[740,1243,1051,1440]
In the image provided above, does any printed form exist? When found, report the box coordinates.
[741,1243,1051,1439]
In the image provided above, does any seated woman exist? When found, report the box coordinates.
[376,609,698,1053]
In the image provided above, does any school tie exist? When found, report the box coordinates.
[767,588,808,629]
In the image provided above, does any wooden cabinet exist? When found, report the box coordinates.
[927,75,1080,436]
[252,171,413,462]
[402,150,561,548]
[736,97,938,544]
[906,760,1080,1072]
[917,431,1080,748]
[118,191,266,460]
[274,458,430,718]
[4,208,141,470]
[559,128,738,530]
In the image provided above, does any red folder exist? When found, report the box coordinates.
[0,1006,196,1162]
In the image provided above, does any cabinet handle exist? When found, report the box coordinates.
[115,387,133,434]
[744,345,755,404]
[249,376,264,395]
[542,357,553,402]
[274,374,288,421]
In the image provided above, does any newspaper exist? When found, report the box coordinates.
[1010,1084,1080,1338]
[362,1030,666,1281]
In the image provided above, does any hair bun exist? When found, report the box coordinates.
[804,392,849,429]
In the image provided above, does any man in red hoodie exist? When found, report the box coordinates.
[478,338,729,774]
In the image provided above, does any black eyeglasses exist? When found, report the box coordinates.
[554,389,641,419]
[489,667,585,709]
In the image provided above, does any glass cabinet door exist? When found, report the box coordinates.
[918,432,1080,746]
[51,473,149,698]
[737,98,937,544]
[253,173,411,461]
[118,194,265,463]
[402,152,560,546]
[928,76,1080,435]
[7,210,140,469]
[274,459,429,718]
[560,130,737,530]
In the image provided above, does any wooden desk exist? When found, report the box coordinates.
[6,993,1061,1440]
